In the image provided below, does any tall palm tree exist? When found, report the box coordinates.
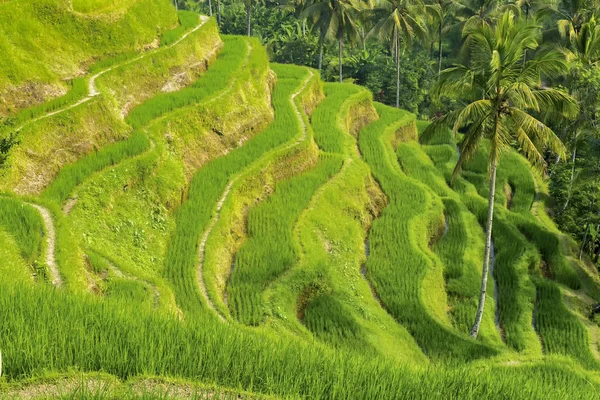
[246,0,253,36]
[423,11,577,338]
[565,14,600,64]
[216,0,222,27]
[427,0,460,75]
[368,0,428,107]
[303,0,363,82]
[555,16,600,204]
[539,0,599,39]
[454,0,500,32]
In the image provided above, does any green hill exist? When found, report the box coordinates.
[0,0,181,115]
[1,2,600,399]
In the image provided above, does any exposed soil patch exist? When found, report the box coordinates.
[504,183,514,210]
[63,197,78,215]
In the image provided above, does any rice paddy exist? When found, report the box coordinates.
[1,7,600,399]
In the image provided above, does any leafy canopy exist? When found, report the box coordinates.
[423,11,578,179]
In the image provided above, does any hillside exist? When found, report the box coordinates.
[1,2,600,399]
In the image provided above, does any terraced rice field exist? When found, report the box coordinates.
[1,7,600,400]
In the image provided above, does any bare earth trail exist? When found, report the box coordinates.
[14,15,211,133]
[28,204,63,288]
[196,70,315,321]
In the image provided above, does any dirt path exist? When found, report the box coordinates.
[2,376,257,399]
[14,16,210,133]
[28,204,63,288]
[196,70,314,321]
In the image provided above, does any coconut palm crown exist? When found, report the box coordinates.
[302,0,364,82]
[367,0,429,106]
[423,10,578,338]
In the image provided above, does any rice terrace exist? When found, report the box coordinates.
[1,0,600,398]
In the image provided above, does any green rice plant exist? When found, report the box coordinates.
[516,216,581,289]
[265,154,427,362]
[41,132,151,205]
[303,293,369,349]
[227,155,342,325]
[0,196,44,264]
[160,11,200,47]
[1,281,600,399]
[126,36,248,130]
[422,126,579,354]
[261,83,427,362]
[534,279,599,369]
[227,82,377,327]
[163,64,318,315]
[471,201,542,353]
[105,278,155,308]
[310,83,362,153]
[0,228,34,285]
[358,102,497,361]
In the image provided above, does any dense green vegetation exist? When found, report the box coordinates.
[2,0,600,398]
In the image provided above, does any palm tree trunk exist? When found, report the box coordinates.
[562,143,577,211]
[580,221,589,260]
[217,0,221,27]
[318,40,324,73]
[339,37,343,83]
[361,27,366,51]
[470,157,498,338]
[395,29,400,108]
[208,0,213,16]
[174,0,178,11]
[438,22,443,75]
[302,19,307,36]
[246,0,251,37]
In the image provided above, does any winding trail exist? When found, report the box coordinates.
[196,70,315,321]
[14,15,210,133]
[28,204,62,287]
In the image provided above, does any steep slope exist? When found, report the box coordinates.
[1,3,600,398]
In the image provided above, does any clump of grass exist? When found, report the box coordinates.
[303,294,368,348]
